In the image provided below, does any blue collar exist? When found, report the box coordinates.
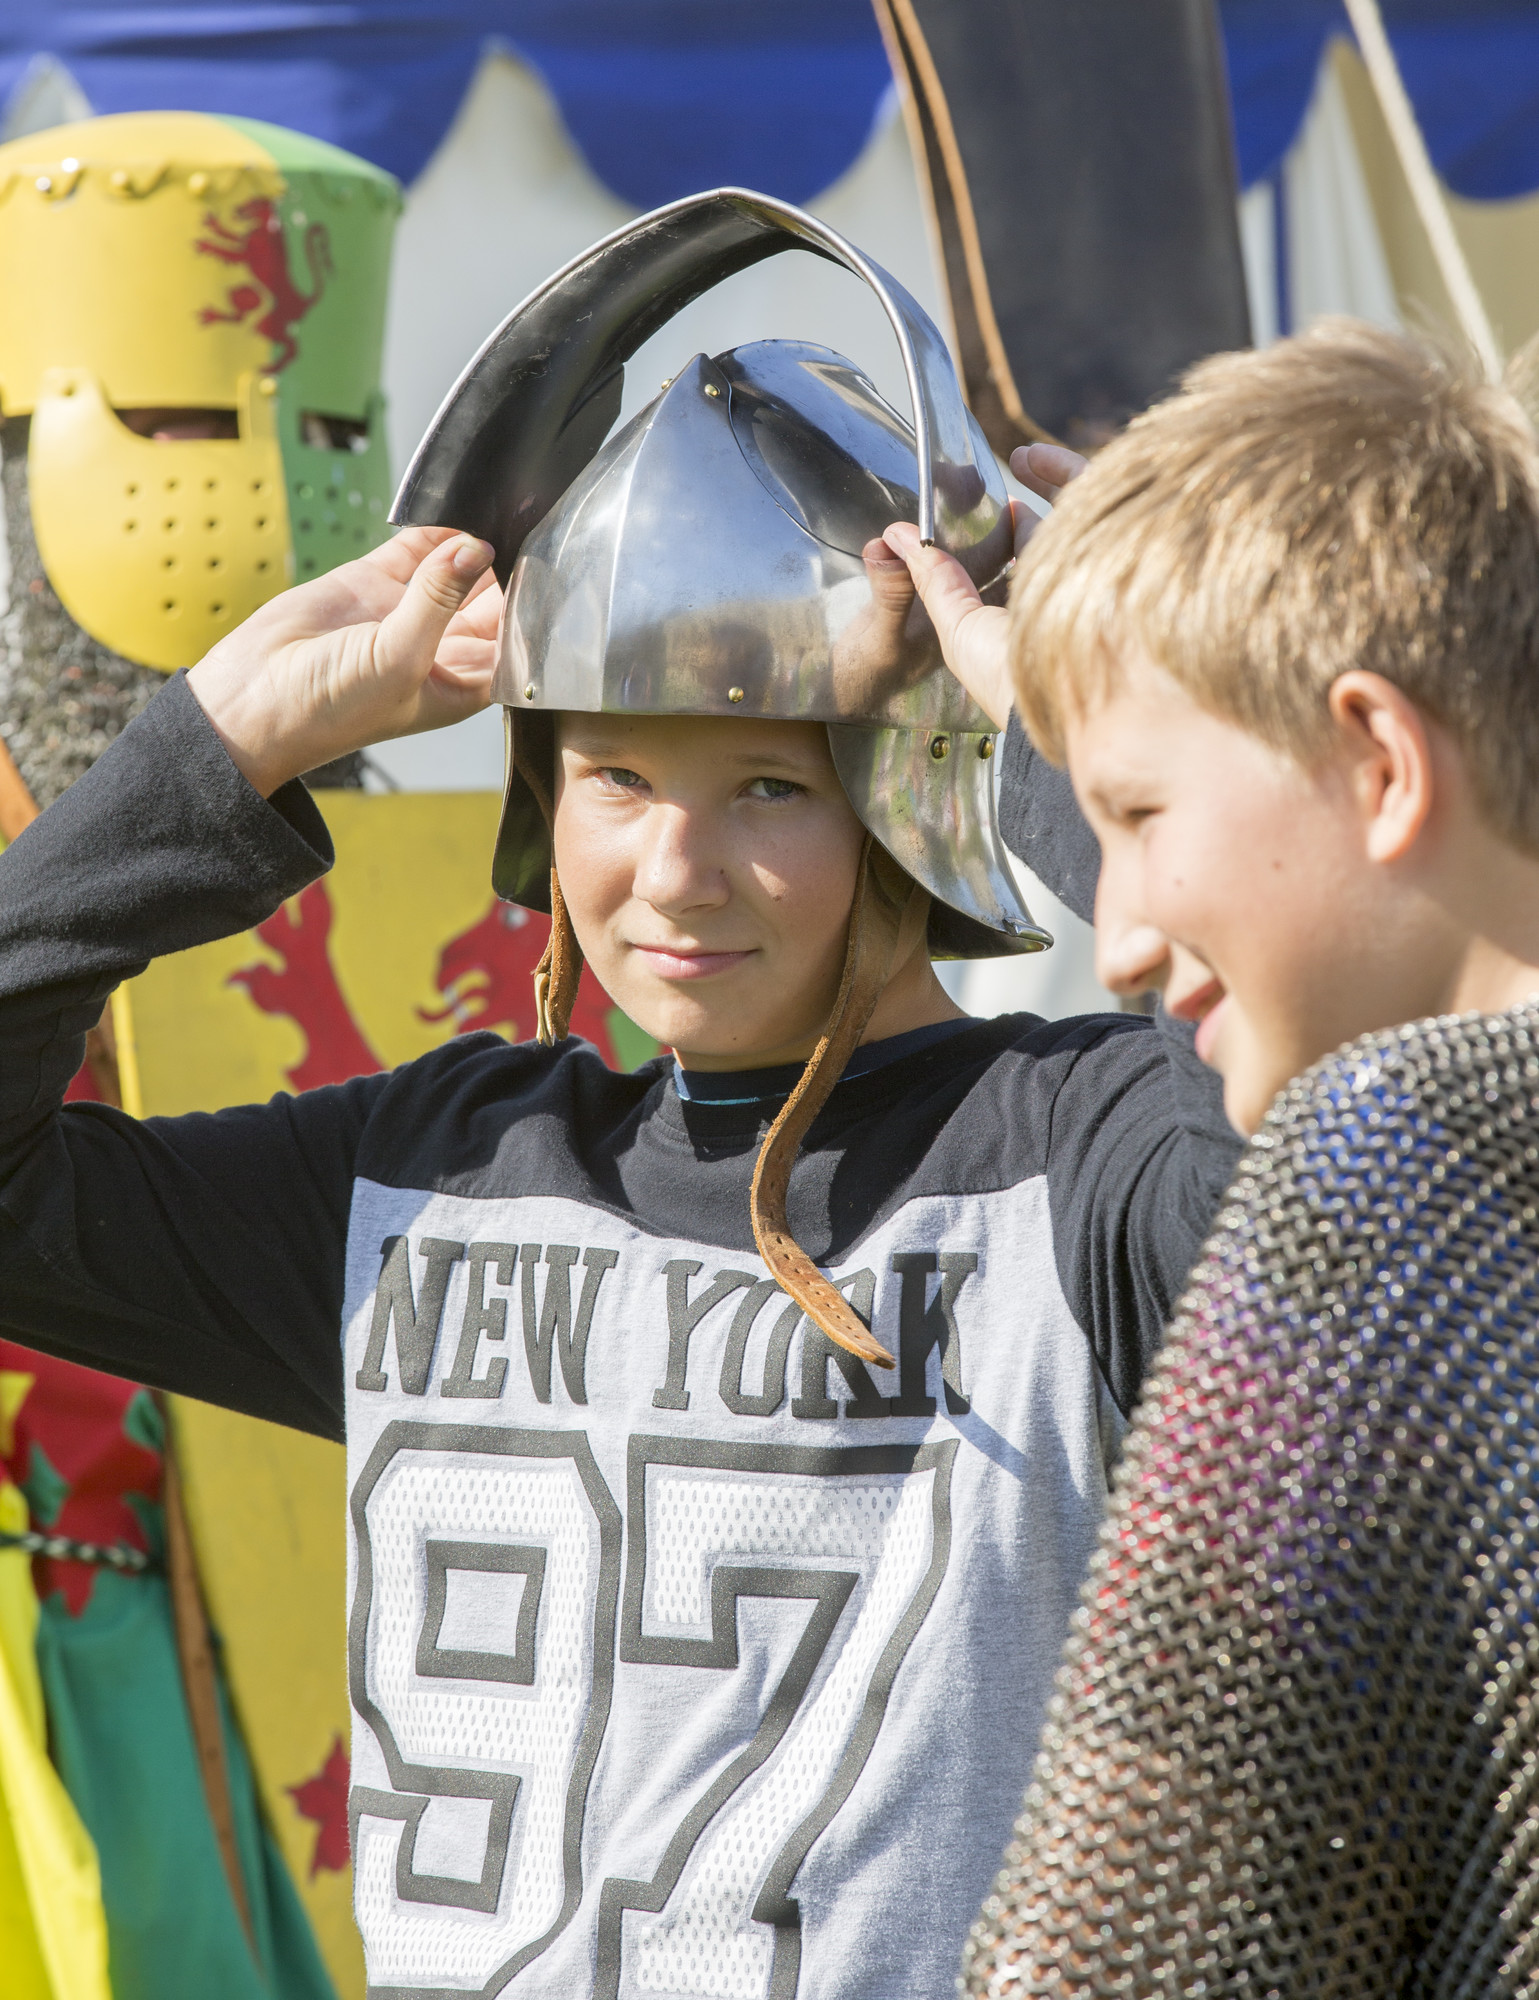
[672,1016,977,1106]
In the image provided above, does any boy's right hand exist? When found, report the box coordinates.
[871,442,1087,729]
[187,527,499,797]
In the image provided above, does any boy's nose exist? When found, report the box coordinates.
[1096,916,1172,1000]
[632,806,731,916]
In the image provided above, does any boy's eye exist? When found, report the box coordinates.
[744,776,803,802]
[594,765,646,790]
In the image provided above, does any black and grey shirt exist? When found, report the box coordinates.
[0,678,1240,2000]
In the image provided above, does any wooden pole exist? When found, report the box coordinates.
[1342,0,1502,381]
[160,1409,257,1952]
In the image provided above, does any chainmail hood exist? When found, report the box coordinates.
[964,1000,1539,1998]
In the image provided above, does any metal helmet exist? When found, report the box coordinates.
[393,188,1049,961]
[0,111,400,671]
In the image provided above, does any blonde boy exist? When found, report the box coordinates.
[888,325,1539,2000]
[889,320,1539,1127]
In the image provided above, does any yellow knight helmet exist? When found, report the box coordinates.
[0,112,401,670]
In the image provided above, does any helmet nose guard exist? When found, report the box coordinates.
[391,188,1048,960]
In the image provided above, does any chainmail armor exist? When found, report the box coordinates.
[963,1003,1539,1998]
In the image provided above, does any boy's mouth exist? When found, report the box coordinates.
[1192,994,1230,1066]
[1166,974,1229,1065]
[630,944,756,980]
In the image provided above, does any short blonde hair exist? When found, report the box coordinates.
[1010,320,1539,851]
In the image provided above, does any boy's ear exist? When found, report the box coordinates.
[1326,671,1436,865]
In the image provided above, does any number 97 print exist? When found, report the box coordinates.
[346,1424,956,2000]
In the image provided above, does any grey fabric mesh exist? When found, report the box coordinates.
[963,1004,1539,1998]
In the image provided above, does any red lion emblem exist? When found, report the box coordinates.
[417,900,620,1059]
[228,882,382,1090]
[195,196,331,371]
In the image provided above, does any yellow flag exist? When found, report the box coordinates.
[0,1476,111,2000]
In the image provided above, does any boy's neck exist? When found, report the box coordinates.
[1428,830,1539,1022]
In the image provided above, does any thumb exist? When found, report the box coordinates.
[374,534,495,682]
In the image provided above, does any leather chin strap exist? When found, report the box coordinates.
[511,723,586,1048]
[534,868,583,1047]
[520,730,926,1365]
[749,839,928,1370]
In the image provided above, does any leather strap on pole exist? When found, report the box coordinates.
[871,0,1052,458]
[750,840,929,1368]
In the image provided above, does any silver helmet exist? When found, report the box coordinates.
[392,187,1049,961]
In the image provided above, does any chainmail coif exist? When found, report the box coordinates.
[963,1003,1539,1998]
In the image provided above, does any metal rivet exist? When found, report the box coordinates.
[60,157,79,173]
[728,686,745,704]
[188,171,209,194]
[524,683,536,702]
[930,734,951,760]
[979,736,994,759]
[34,175,51,193]
[110,168,129,189]
[660,377,674,391]
[704,382,722,399]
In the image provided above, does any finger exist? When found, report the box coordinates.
[882,522,985,649]
[861,535,919,613]
[1009,441,1088,502]
[374,535,495,687]
[1010,496,1044,561]
[363,523,461,582]
[442,571,504,647]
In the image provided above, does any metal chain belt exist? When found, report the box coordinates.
[964,1002,1539,1998]
[0,1528,157,1573]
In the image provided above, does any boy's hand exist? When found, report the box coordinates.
[872,442,1087,728]
[187,528,499,796]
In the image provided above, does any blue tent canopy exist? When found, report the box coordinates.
[2,1,1537,208]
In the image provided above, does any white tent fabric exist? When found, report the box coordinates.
[1283,51,1401,335]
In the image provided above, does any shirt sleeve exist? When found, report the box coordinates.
[997,710,1100,924]
[1036,1010,1243,1416]
[997,715,1242,1408]
[0,673,384,1440]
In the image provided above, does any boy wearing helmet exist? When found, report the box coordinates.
[0,196,1239,1998]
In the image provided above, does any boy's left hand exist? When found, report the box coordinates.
[871,442,1086,728]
